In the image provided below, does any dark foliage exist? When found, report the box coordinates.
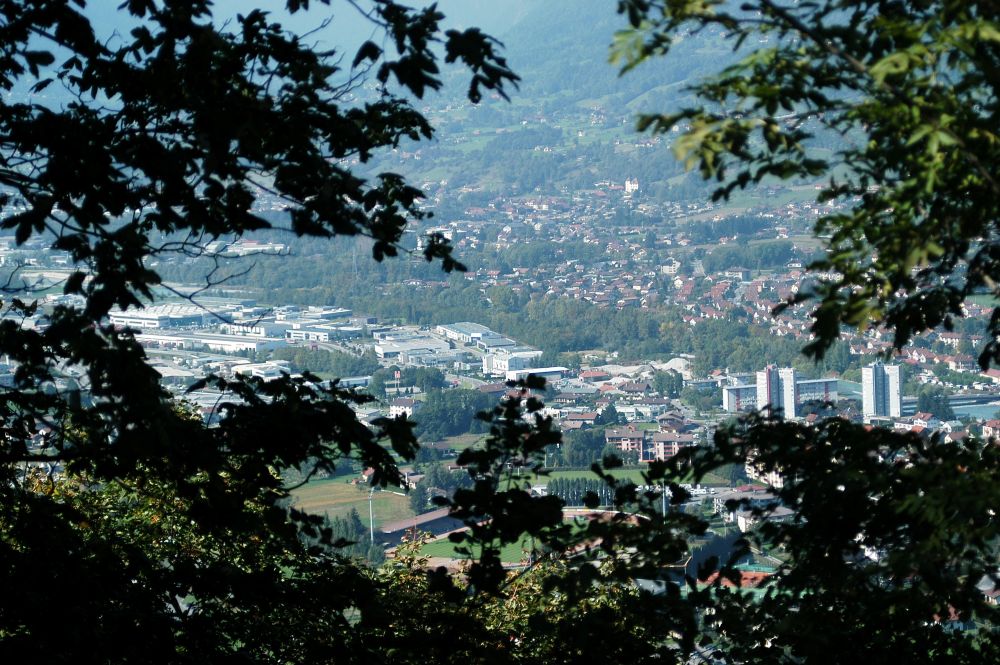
[0,1,515,661]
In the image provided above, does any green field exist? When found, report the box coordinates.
[535,468,648,484]
[967,293,1000,308]
[418,521,591,564]
[292,463,730,533]
[437,433,488,450]
[292,478,415,530]
[529,467,730,487]
[525,469,729,486]
[419,535,538,564]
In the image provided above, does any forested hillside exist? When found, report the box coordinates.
[359,0,740,200]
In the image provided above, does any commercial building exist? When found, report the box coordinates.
[482,346,544,377]
[374,333,452,361]
[220,321,291,338]
[230,361,297,381]
[109,303,210,330]
[284,322,362,342]
[435,322,494,344]
[504,366,567,383]
[134,331,286,354]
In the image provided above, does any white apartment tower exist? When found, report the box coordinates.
[756,365,798,419]
[862,362,902,419]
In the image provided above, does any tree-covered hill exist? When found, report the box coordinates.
[360,0,740,199]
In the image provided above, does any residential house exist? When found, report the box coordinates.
[605,425,645,456]
[644,431,697,462]
[389,397,420,419]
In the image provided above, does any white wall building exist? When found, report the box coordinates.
[755,366,797,418]
[722,384,757,412]
[109,303,209,330]
[862,362,902,419]
[233,361,294,381]
[726,375,836,415]
[134,332,286,354]
[435,322,493,344]
[220,321,290,339]
[482,347,544,377]
[505,366,567,383]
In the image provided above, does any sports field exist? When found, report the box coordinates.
[292,478,415,529]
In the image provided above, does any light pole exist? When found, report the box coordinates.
[368,486,375,544]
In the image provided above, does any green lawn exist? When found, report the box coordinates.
[418,522,590,564]
[292,465,729,531]
[419,535,538,564]
[536,468,649,485]
[292,478,415,530]
[437,432,488,451]
[529,467,731,487]
[967,293,1000,308]
[448,133,492,154]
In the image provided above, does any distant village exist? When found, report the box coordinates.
[3,173,1000,465]
[1,119,998,606]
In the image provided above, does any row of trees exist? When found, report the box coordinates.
[273,347,381,378]
[545,476,616,507]
[558,428,607,467]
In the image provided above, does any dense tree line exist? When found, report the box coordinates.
[411,389,496,442]
[916,385,956,421]
[685,214,778,244]
[545,476,615,507]
[484,125,564,151]
[317,509,385,564]
[272,347,381,378]
[368,366,448,399]
[702,240,797,273]
[653,370,684,398]
[559,428,607,467]
[681,385,721,412]
[408,462,474,514]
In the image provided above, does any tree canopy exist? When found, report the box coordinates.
[0,1,518,660]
